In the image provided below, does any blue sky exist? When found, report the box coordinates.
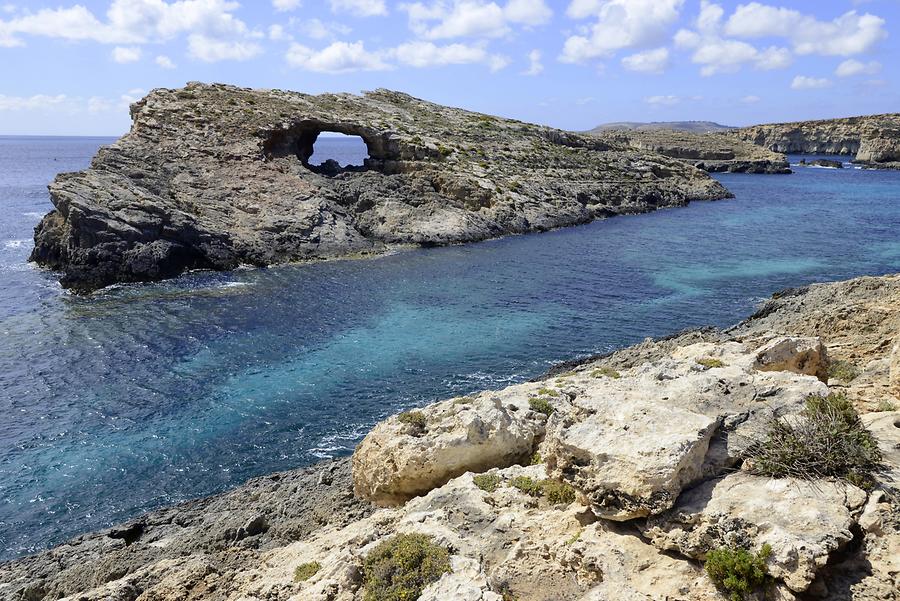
[1,0,897,135]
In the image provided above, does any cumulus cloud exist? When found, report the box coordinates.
[724,4,887,56]
[155,54,176,68]
[391,40,487,66]
[675,1,791,76]
[286,40,391,72]
[644,94,681,106]
[188,34,263,62]
[791,75,832,90]
[561,0,683,63]
[523,48,543,75]
[835,58,881,77]
[0,93,68,111]
[621,47,669,74]
[300,18,352,40]
[0,0,263,62]
[112,45,141,63]
[330,0,388,17]
[401,0,552,40]
[272,0,302,11]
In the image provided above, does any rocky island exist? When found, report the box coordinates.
[28,82,730,293]
[2,272,898,601]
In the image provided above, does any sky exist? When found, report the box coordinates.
[0,0,898,135]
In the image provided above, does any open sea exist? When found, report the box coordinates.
[1,135,899,562]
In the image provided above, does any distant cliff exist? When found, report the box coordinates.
[732,113,900,167]
[588,121,736,134]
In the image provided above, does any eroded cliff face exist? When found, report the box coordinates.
[29,82,729,292]
[731,113,900,167]
[2,274,898,601]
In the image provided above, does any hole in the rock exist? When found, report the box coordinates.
[308,132,370,175]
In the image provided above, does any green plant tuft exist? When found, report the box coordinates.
[705,545,771,601]
[828,360,860,382]
[398,411,427,428]
[509,476,540,495]
[362,534,451,601]
[536,387,560,397]
[591,366,621,379]
[529,451,543,465]
[294,561,321,583]
[697,358,726,369]
[473,473,501,493]
[875,399,897,412]
[747,392,882,489]
[453,396,474,406]
[529,397,554,416]
[539,479,578,504]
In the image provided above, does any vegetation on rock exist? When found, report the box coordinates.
[473,473,501,493]
[528,397,554,416]
[294,561,321,582]
[747,392,882,489]
[591,366,621,379]
[704,544,772,601]
[398,411,427,428]
[828,360,860,382]
[697,357,726,369]
[362,534,451,601]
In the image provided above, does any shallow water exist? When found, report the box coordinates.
[0,138,898,561]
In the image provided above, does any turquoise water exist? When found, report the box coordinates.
[1,139,899,561]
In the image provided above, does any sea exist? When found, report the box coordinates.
[1,135,898,561]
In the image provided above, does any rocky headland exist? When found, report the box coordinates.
[29,82,729,292]
[589,128,791,174]
[731,114,900,169]
[3,272,899,601]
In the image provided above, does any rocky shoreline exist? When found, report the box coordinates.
[3,273,898,600]
[28,83,729,293]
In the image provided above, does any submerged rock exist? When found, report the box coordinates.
[29,82,730,292]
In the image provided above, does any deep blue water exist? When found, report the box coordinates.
[1,137,899,562]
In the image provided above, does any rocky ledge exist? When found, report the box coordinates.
[590,128,792,174]
[29,82,729,292]
[731,113,900,169]
[2,273,899,601]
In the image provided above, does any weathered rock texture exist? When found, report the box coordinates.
[3,274,900,600]
[732,113,900,169]
[29,82,729,292]
[591,128,792,173]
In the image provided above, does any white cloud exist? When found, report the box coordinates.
[740,94,760,103]
[401,0,552,40]
[724,3,886,56]
[268,24,290,41]
[273,0,302,11]
[88,89,145,113]
[621,47,669,74]
[791,75,832,90]
[155,54,176,68]
[299,18,352,40]
[835,58,881,77]
[523,48,543,75]
[188,34,263,62]
[0,93,68,111]
[330,0,388,17]
[644,94,680,106]
[488,53,510,71]
[112,45,141,63]
[286,40,391,72]
[561,0,683,63]
[392,40,487,67]
[674,1,791,76]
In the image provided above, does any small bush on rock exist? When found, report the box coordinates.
[398,411,426,428]
[828,360,860,382]
[362,534,451,601]
[529,397,554,416]
[540,480,578,504]
[536,387,560,397]
[510,476,541,496]
[747,392,882,489]
[473,473,500,493]
[591,366,621,379]
[697,358,726,369]
[294,561,321,582]
[875,399,897,412]
[705,544,772,601]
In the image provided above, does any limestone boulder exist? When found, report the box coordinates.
[752,336,829,381]
[861,410,900,487]
[352,387,557,505]
[890,339,900,399]
[641,473,867,592]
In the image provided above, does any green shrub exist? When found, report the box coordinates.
[536,387,560,397]
[509,476,541,496]
[591,366,621,379]
[705,545,771,601]
[529,451,543,465]
[473,473,500,493]
[828,360,860,382]
[529,397,554,416]
[362,534,451,601]
[697,358,726,369]
[453,396,474,405]
[540,480,578,504]
[398,411,427,428]
[747,393,882,489]
[875,399,897,412]
[294,561,321,582]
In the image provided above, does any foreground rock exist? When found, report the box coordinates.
[29,82,728,292]
[4,273,900,600]
[590,128,791,173]
[732,113,900,169]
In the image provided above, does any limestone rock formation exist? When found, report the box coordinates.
[590,128,791,173]
[732,113,900,169]
[752,336,829,382]
[890,339,900,399]
[29,82,729,292]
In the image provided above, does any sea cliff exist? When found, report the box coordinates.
[2,273,898,601]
